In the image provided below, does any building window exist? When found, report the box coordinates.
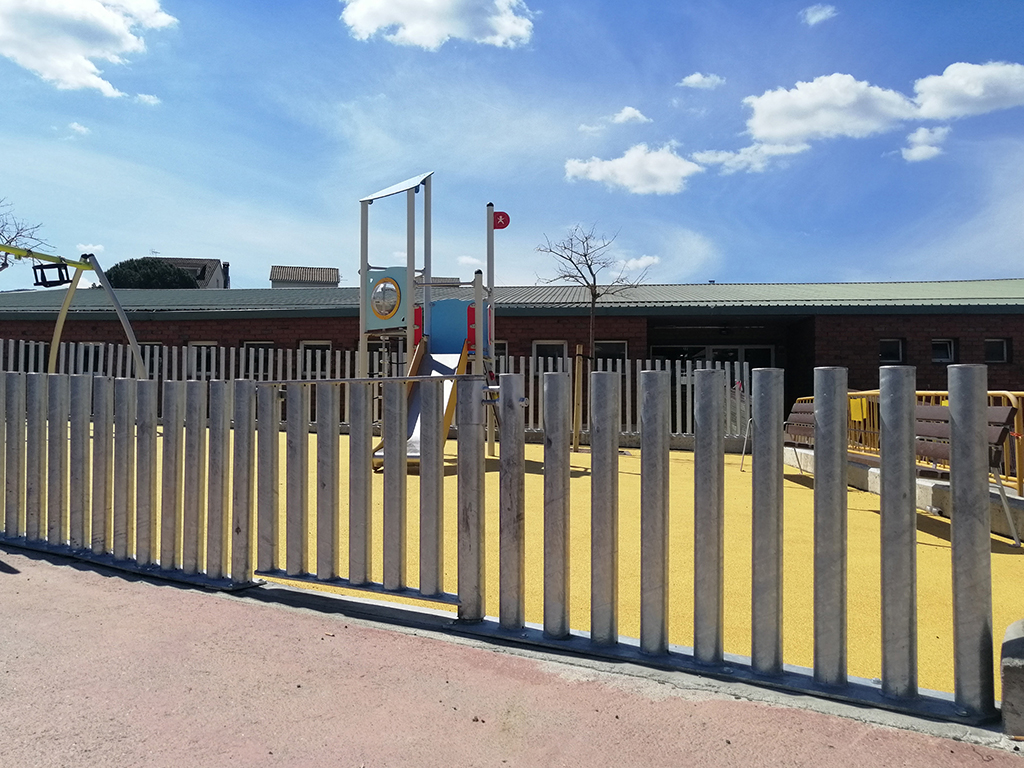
[532,340,567,373]
[931,338,957,364]
[594,340,627,361]
[299,340,332,378]
[593,341,627,372]
[188,341,219,379]
[493,340,509,371]
[242,342,275,377]
[879,338,905,364]
[649,345,774,368]
[984,338,1010,364]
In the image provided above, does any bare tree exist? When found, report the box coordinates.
[537,224,648,361]
[0,198,49,273]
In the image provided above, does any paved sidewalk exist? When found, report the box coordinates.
[1,546,1020,767]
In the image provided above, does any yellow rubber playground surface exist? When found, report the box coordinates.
[263,436,1024,698]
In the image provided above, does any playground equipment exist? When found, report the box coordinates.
[358,173,496,464]
[0,243,145,375]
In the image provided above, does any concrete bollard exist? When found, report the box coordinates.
[1001,619,1024,737]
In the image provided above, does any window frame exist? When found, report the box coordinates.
[299,340,333,378]
[931,338,957,364]
[984,338,1010,364]
[532,340,568,373]
[879,338,905,365]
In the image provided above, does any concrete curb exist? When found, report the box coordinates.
[783,447,1024,542]
[1002,619,1024,739]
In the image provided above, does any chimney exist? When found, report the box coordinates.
[223,262,230,289]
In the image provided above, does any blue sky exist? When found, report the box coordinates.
[1,0,1023,289]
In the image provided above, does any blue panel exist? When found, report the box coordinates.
[364,267,407,332]
[428,299,489,356]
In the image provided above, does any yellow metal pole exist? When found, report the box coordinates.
[47,267,85,373]
[572,344,583,452]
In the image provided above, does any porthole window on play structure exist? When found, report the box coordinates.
[370,277,401,321]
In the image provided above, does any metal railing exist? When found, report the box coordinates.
[0,364,1007,724]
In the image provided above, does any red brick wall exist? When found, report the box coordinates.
[5,311,1021,393]
[2,314,648,361]
[495,315,647,360]
[814,314,1024,391]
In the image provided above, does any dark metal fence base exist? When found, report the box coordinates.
[447,620,999,727]
[0,538,257,591]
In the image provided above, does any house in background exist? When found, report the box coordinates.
[270,265,340,288]
[160,258,230,289]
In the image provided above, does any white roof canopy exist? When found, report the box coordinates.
[359,171,434,203]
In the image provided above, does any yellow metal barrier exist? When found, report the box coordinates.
[794,391,1023,496]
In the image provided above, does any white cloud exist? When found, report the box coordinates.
[339,0,533,50]
[689,62,1024,174]
[578,123,603,134]
[457,255,483,266]
[620,254,660,271]
[744,73,917,144]
[659,227,721,280]
[610,106,651,124]
[135,93,161,106]
[742,64,1024,151]
[677,72,725,90]
[565,143,704,195]
[901,126,950,162]
[75,243,104,253]
[68,122,90,135]
[0,0,176,97]
[693,142,811,173]
[799,4,838,26]
[914,61,1024,119]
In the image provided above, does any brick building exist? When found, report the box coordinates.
[1,279,1022,403]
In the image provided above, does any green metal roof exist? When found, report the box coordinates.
[2,278,1023,321]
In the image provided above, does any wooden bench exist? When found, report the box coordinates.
[783,400,815,472]
[913,403,1020,546]
[782,399,1020,545]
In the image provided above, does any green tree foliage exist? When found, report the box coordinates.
[106,258,199,289]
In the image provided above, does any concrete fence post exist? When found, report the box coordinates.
[879,366,918,699]
[694,367,725,664]
[751,368,784,676]
[813,366,848,687]
[543,371,571,639]
[499,373,526,630]
[640,369,670,655]
[591,370,620,646]
[457,376,486,622]
[949,364,996,719]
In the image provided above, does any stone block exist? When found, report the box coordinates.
[1001,619,1024,738]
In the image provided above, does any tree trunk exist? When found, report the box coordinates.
[589,298,596,363]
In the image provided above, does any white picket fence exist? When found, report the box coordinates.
[1,338,752,436]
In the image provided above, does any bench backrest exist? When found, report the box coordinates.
[784,401,815,441]
[914,404,1016,468]
[784,400,1016,470]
